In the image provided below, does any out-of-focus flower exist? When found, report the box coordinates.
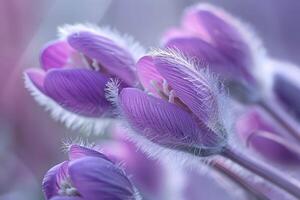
[162,4,264,86]
[100,127,163,199]
[24,24,144,134]
[271,61,300,120]
[162,4,267,105]
[43,144,139,200]
[236,108,300,165]
[119,49,228,159]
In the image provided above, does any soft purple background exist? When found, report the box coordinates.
[0,0,299,199]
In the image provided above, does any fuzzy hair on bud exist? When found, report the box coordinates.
[58,23,145,62]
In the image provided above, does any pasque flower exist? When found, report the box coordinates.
[119,49,228,157]
[236,108,300,165]
[119,49,300,198]
[42,144,139,200]
[161,4,263,89]
[24,24,144,133]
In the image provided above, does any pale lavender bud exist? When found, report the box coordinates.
[236,108,300,165]
[42,144,139,200]
[162,4,261,85]
[119,49,228,158]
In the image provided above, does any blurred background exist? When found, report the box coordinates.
[0,0,299,199]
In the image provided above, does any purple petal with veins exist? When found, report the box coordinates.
[67,31,136,86]
[40,40,75,71]
[44,68,110,117]
[42,161,68,199]
[119,88,219,149]
[153,52,218,123]
[69,157,135,200]
[56,161,69,188]
[68,144,111,161]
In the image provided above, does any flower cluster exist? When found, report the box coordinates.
[25,3,300,200]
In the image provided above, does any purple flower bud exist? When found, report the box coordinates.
[42,144,139,200]
[236,108,300,165]
[24,24,144,133]
[162,4,260,85]
[119,49,227,157]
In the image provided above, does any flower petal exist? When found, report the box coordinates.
[69,144,111,161]
[67,31,136,86]
[24,68,46,93]
[44,68,110,117]
[40,40,74,71]
[161,27,196,45]
[119,88,220,150]
[182,7,255,83]
[136,56,164,97]
[69,157,135,200]
[164,37,236,77]
[247,131,300,164]
[235,109,277,141]
[42,161,68,199]
[153,53,218,124]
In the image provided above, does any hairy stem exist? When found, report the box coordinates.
[212,160,270,200]
[222,147,300,198]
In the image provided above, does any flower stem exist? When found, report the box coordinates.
[212,160,270,200]
[258,98,300,142]
[222,147,300,198]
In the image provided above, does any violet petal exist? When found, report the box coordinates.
[68,31,136,86]
[248,131,300,164]
[42,161,68,199]
[24,68,46,93]
[154,55,218,123]
[119,88,220,149]
[136,56,164,97]
[40,40,74,71]
[68,144,111,162]
[183,9,254,83]
[44,68,110,117]
[236,109,300,165]
[69,157,135,200]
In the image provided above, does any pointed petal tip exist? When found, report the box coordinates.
[40,39,74,71]
[24,68,46,93]
[68,144,112,162]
